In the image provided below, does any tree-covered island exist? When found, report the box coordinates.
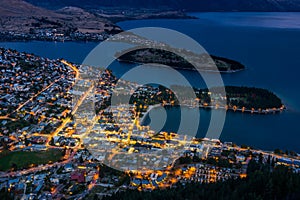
[116,48,245,72]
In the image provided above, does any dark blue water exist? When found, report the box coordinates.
[0,41,98,63]
[118,12,300,152]
[1,12,300,152]
[117,12,300,112]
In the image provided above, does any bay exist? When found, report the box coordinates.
[1,12,300,152]
[118,12,300,152]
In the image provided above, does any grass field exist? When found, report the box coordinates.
[0,149,63,171]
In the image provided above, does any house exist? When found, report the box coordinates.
[71,171,85,183]
[131,178,141,186]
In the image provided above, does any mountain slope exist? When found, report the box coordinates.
[25,0,300,11]
[0,0,62,17]
[0,0,119,35]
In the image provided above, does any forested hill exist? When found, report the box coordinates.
[25,0,300,11]
[102,163,300,200]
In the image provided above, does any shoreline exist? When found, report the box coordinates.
[0,37,106,43]
[112,11,197,24]
[140,103,286,125]
[139,104,161,124]
[0,10,196,43]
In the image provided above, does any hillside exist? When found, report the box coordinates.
[0,0,61,17]
[0,0,190,41]
[103,165,300,200]
[0,0,119,35]
[25,0,300,11]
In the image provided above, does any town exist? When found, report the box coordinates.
[0,30,111,42]
[0,48,299,199]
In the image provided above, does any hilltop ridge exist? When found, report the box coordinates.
[25,0,300,11]
[0,0,121,41]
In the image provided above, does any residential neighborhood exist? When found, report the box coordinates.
[0,48,299,199]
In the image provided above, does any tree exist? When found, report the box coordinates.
[0,188,13,200]
[267,155,271,165]
[25,137,30,146]
[271,158,275,167]
[259,153,263,164]
[274,148,283,155]
[11,163,17,171]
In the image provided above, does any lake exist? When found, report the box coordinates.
[1,12,300,152]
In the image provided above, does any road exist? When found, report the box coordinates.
[0,60,82,178]
[0,116,16,121]
[15,77,63,113]
[61,60,79,80]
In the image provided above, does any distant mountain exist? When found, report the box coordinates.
[24,0,177,10]
[25,0,300,11]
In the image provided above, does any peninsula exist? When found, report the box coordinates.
[128,84,284,115]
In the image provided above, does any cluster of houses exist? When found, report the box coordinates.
[0,48,76,150]
[0,48,299,199]
[0,29,111,42]
[0,149,99,199]
[128,139,300,191]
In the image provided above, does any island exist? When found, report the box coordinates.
[116,48,245,73]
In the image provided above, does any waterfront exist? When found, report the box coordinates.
[1,12,300,152]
